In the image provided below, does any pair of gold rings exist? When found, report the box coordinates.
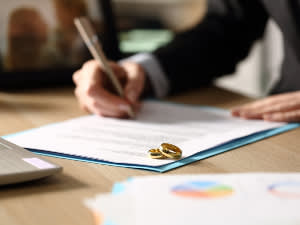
[148,143,182,159]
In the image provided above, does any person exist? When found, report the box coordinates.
[52,0,89,66]
[73,0,300,122]
[5,7,49,70]
[52,0,105,67]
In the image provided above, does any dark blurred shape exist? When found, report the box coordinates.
[0,0,120,90]
[6,7,49,70]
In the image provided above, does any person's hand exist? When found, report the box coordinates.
[73,60,146,118]
[231,91,300,122]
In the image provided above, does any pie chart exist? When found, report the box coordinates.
[171,181,234,198]
[268,181,300,198]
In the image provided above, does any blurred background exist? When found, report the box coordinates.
[0,0,283,97]
[114,0,283,98]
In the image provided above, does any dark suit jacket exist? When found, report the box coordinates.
[154,0,300,95]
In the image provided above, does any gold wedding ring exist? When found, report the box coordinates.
[148,143,182,160]
[159,143,182,159]
[148,149,167,159]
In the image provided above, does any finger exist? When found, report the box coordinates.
[76,61,103,89]
[92,103,129,118]
[75,84,131,117]
[233,100,300,119]
[231,98,280,118]
[99,107,130,118]
[231,93,300,119]
[109,62,127,80]
[231,94,290,115]
[74,88,93,113]
[89,88,133,116]
[72,70,81,84]
[263,109,300,122]
[78,92,129,118]
[81,60,100,75]
[132,101,142,115]
[82,61,126,81]
[266,101,300,113]
[78,101,89,113]
[123,63,145,103]
[99,62,127,93]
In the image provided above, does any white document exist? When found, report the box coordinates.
[5,101,285,166]
[85,173,300,225]
[130,173,300,225]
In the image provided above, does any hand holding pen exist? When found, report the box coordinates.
[73,17,146,118]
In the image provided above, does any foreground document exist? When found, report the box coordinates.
[85,173,300,225]
[4,101,297,171]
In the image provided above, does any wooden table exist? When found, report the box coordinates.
[1,86,299,225]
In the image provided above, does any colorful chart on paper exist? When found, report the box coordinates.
[171,181,233,198]
[268,181,300,198]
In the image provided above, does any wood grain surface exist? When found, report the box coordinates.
[0,86,299,225]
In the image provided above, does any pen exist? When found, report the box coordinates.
[74,17,135,118]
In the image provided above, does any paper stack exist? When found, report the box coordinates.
[84,173,300,225]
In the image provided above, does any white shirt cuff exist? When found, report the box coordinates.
[120,53,170,98]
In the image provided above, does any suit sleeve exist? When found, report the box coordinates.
[153,0,269,94]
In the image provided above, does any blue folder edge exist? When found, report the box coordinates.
[2,122,299,173]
